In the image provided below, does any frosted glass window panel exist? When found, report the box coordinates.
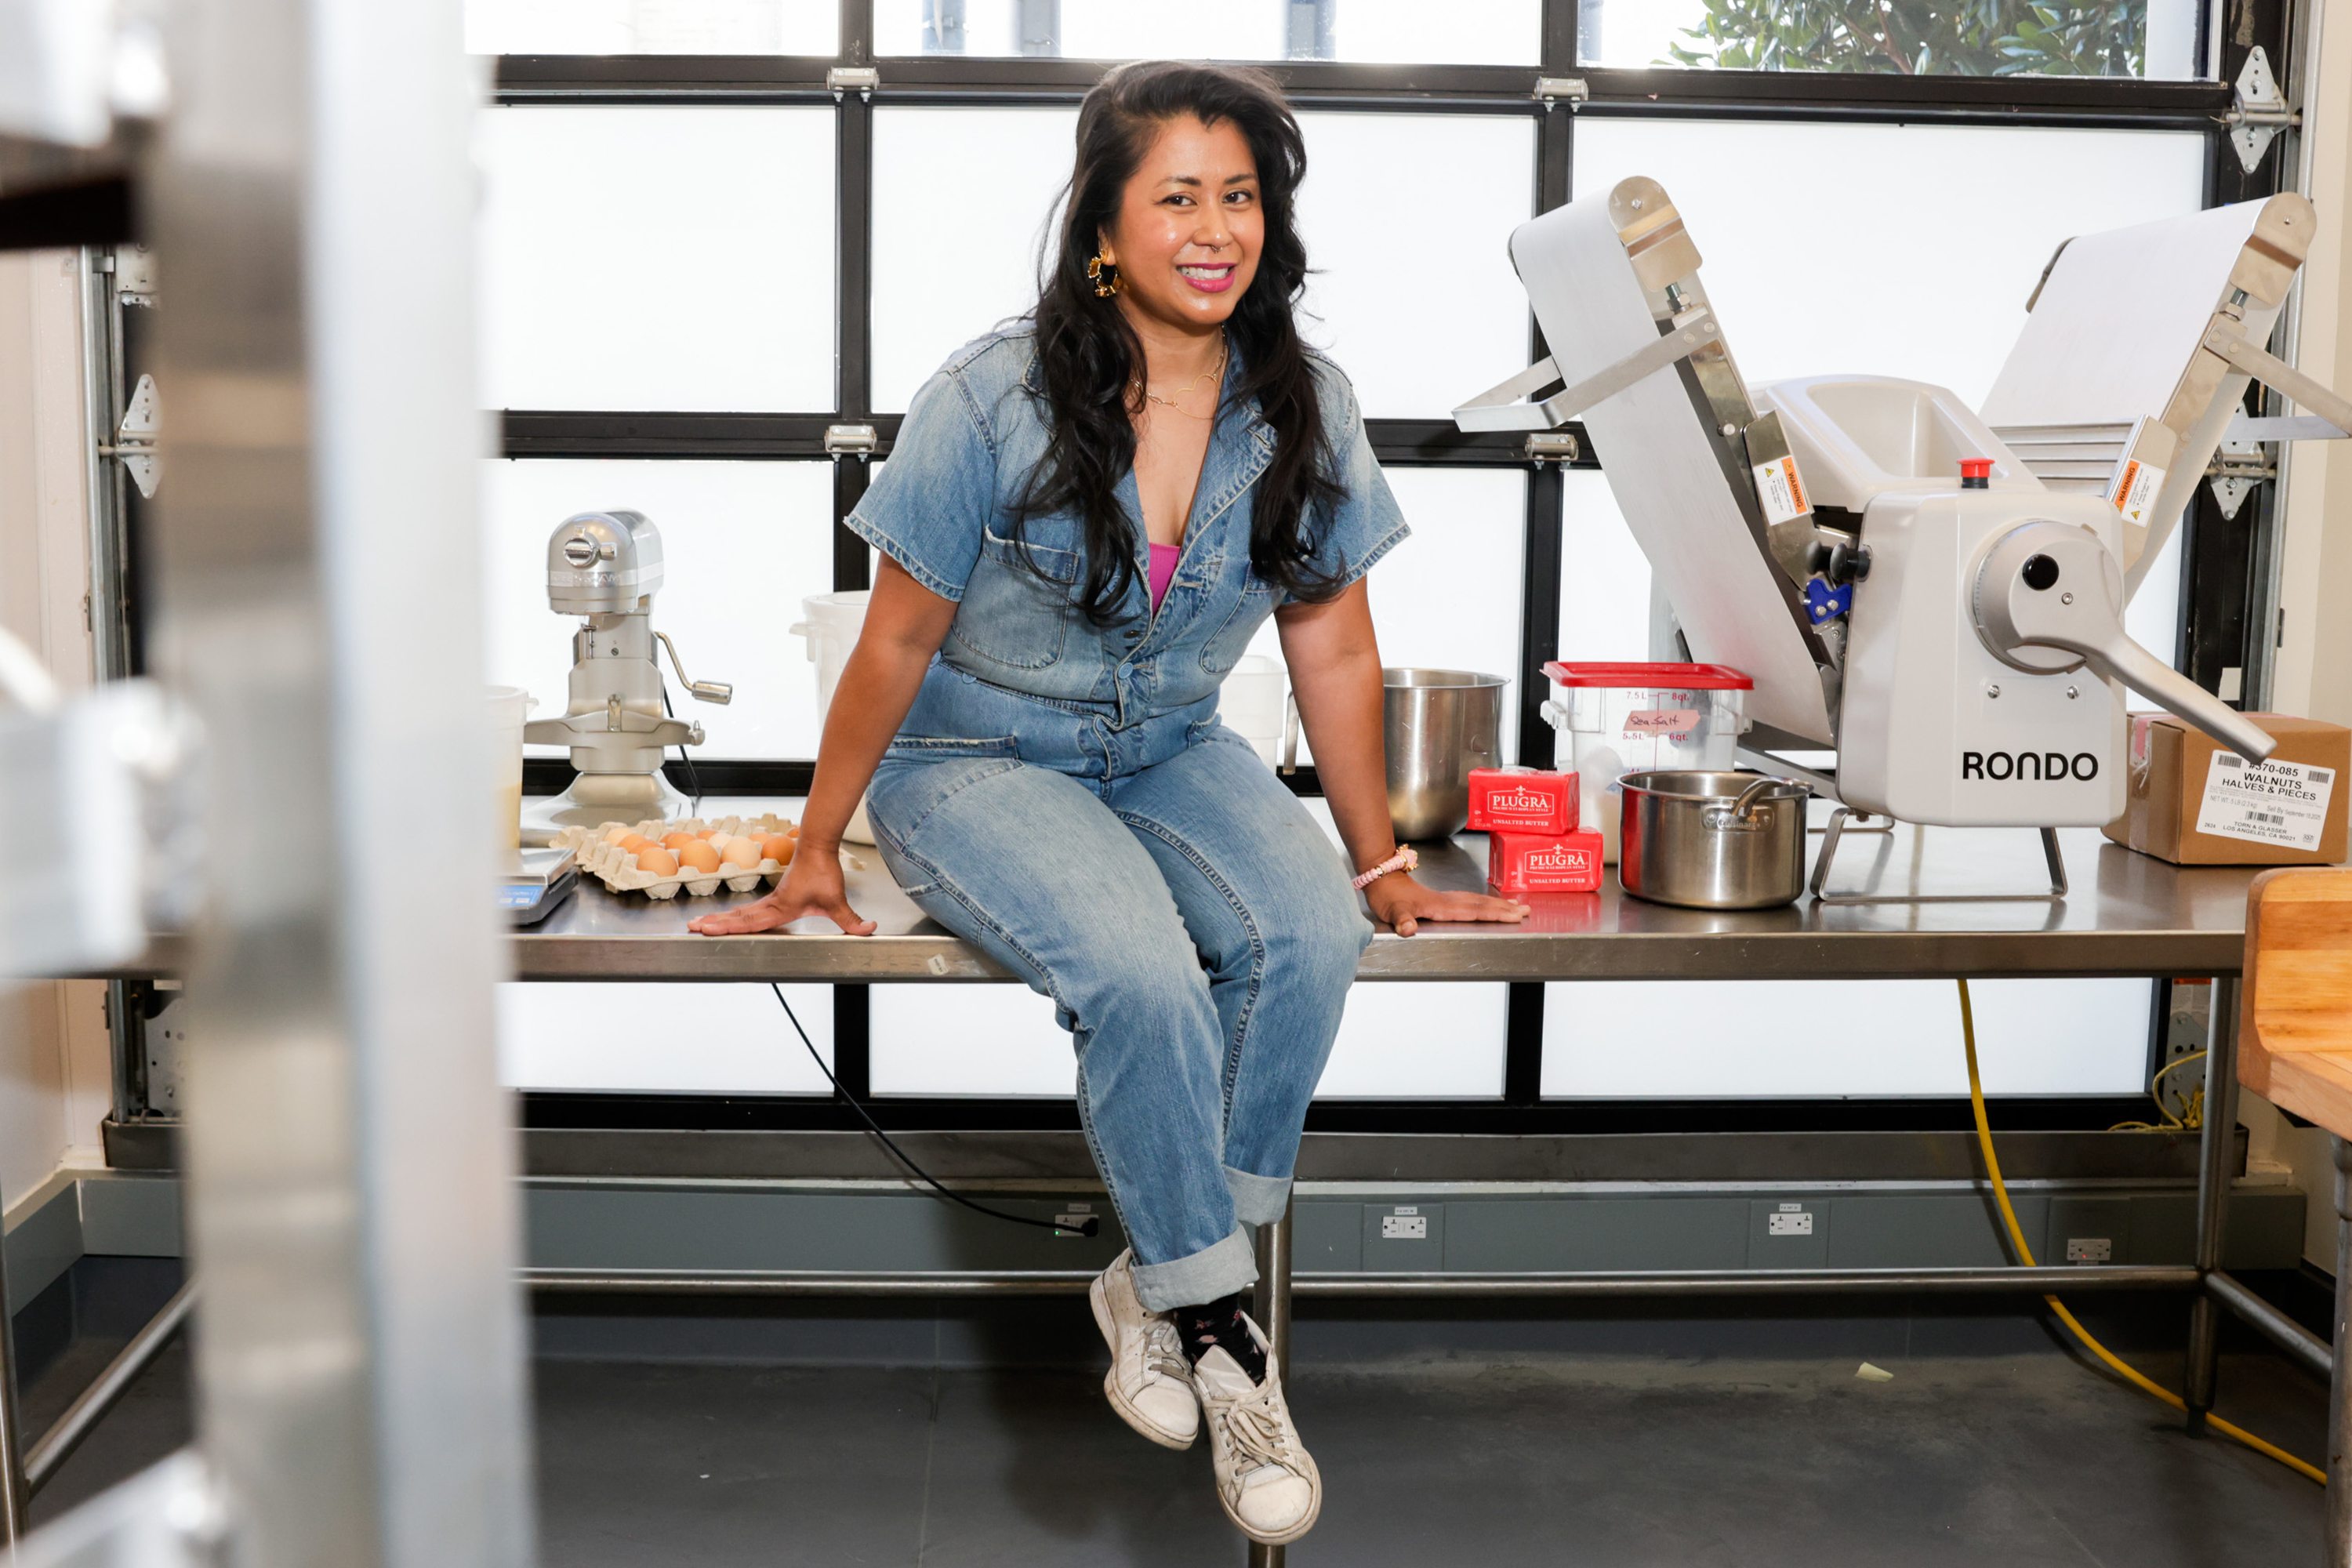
[1557,469,1654,663]
[1541,978,2152,1097]
[466,0,837,53]
[481,459,835,758]
[498,983,834,1091]
[1294,114,1533,419]
[478,107,834,412]
[2123,511,2184,664]
[869,107,1076,412]
[1247,466,1527,764]
[1571,122,2205,409]
[872,985,1075,1096]
[1330,0,1542,63]
[877,0,1539,61]
[1316,983,1509,1096]
[1579,0,2201,78]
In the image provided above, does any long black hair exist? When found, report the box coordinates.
[1011,60,1347,625]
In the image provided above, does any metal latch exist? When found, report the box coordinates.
[1523,431,1579,466]
[827,66,879,100]
[2223,47,2296,172]
[824,423,880,456]
[101,372,161,499]
[1534,77,1588,108]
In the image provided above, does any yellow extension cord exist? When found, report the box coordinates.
[1958,978,2326,1486]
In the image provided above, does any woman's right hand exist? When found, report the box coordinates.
[686,844,877,937]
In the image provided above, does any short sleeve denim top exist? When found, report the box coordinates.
[847,328,1408,728]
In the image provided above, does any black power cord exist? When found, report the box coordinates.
[656,677,702,814]
[771,984,1098,1238]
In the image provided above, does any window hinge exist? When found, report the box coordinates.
[1524,431,1580,466]
[2221,47,2297,172]
[827,66,879,100]
[824,423,879,456]
[99,372,162,499]
[1534,77,1588,110]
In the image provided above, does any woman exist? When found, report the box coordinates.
[689,60,1527,1544]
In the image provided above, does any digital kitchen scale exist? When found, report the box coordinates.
[500,845,579,926]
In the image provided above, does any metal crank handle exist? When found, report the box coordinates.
[1973,521,2274,762]
[655,630,732,704]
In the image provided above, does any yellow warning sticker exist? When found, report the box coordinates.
[1751,456,1811,524]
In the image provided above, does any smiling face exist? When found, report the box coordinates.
[1098,114,1263,337]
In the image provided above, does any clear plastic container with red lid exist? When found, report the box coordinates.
[1539,662,1753,863]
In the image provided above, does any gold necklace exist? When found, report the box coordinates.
[1132,336,1227,420]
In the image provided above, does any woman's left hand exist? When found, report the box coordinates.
[1363,874,1530,938]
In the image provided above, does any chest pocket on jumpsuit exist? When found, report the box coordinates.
[1200,570,1276,675]
[950,524,1080,672]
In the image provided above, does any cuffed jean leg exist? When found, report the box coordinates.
[1109,728,1371,1225]
[866,750,1260,1311]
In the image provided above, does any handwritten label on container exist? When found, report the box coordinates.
[1624,709,1700,739]
[2197,753,2335,851]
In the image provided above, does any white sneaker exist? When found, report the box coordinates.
[1190,1315,1321,1546]
[1088,1250,1200,1450]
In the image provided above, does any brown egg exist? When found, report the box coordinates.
[602,826,633,846]
[695,828,718,840]
[634,847,678,877]
[661,831,696,852]
[717,835,760,869]
[618,833,655,855]
[757,833,793,864]
[677,839,720,875]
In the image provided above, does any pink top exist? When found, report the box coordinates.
[1147,543,1181,614]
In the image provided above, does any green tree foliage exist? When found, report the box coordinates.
[1667,0,2146,75]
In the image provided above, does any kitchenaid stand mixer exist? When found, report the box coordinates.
[522,510,732,831]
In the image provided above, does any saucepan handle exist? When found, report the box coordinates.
[1281,691,1301,775]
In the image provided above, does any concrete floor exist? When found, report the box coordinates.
[24,1313,2334,1565]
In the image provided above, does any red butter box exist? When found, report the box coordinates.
[1488,829,1604,894]
[1468,767,1580,836]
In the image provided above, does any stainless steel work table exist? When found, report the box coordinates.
[514,820,2258,982]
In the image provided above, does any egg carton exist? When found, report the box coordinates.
[554,813,803,900]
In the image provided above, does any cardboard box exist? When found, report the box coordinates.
[1488,829,1605,894]
[1468,767,1579,836]
[2103,713,2349,866]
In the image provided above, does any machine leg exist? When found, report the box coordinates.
[2185,976,2241,1433]
[0,1209,24,1544]
[1248,1199,1295,1568]
[2328,1140,2352,1568]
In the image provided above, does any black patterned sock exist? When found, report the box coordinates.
[1171,1293,1267,1383]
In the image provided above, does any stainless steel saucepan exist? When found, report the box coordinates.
[1283,668,1508,842]
[1618,769,1810,910]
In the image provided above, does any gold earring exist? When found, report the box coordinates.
[1087,250,1121,298]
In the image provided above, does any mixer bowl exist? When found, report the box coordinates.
[1382,668,1508,841]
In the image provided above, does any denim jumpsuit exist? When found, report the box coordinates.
[848,328,1409,1311]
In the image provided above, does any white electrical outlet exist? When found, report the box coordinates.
[1767,1209,1814,1237]
[1381,1209,1428,1241]
[2066,1237,2114,1263]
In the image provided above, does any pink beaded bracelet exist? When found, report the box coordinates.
[1350,845,1418,891]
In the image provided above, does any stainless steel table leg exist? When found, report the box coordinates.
[2332,1138,2352,1568]
[1249,1199,1294,1568]
[2186,975,2241,1434]
[0,1205,25,1544]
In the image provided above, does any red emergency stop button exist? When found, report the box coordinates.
[1959,458,1994,489]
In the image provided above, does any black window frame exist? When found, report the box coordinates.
[485,0,2296,1139]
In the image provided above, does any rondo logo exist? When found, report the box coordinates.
[1962,751,2100,782]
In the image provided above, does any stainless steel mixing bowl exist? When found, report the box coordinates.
[1289,668,1508,842]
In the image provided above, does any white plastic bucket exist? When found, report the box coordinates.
[1537,662,1751,864]
[789,591,875,844]
[486,685,534,851]
[1220,655,1287,767]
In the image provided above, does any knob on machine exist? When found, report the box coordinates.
[523,510,733,830]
